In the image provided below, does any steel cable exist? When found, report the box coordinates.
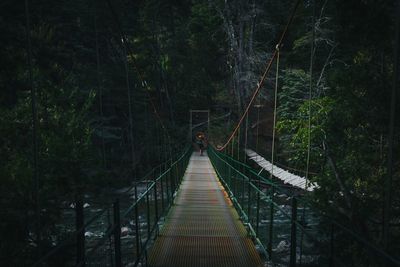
[216,0,302,151]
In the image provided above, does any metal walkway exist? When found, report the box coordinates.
[148,152,263,267]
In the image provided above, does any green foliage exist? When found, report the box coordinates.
[0,87,97,262]
[275,1,400,255]
[278,95,335,172]
[1,0,400,264]
[278,69,309,120]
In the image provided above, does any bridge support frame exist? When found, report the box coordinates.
[189,109,210,141]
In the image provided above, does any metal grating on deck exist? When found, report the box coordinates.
[148,152,263,267]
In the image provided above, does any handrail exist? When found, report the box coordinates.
[208,146,400,266]
[85,145,192,266]
[31,146,192,267]
[119,152,182,197]
[121,145,191,266]
[213,146,297,196]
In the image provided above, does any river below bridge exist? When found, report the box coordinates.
[54,180,322,266]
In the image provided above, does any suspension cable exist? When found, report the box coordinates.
[216,0,301,151]
[270,48,280,179]
[244,112,249,163]
[255,98,260,162]
[237,125,240,160]
[305,0,316,189]
[231,136,235,157]
[300,2,316,264]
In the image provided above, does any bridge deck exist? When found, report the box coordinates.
[148,152,263,267]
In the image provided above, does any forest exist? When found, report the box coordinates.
[0,0,399,266]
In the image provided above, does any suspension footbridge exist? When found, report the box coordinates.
[31,145,400,267]
[148,152,262,267]
[20,0,400,265]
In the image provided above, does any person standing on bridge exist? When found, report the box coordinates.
[195,132,207,156]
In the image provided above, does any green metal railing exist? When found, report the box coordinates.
[208,146,400,267]
[32,146,192,267]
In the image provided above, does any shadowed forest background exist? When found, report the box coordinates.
[0,0,399,265]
